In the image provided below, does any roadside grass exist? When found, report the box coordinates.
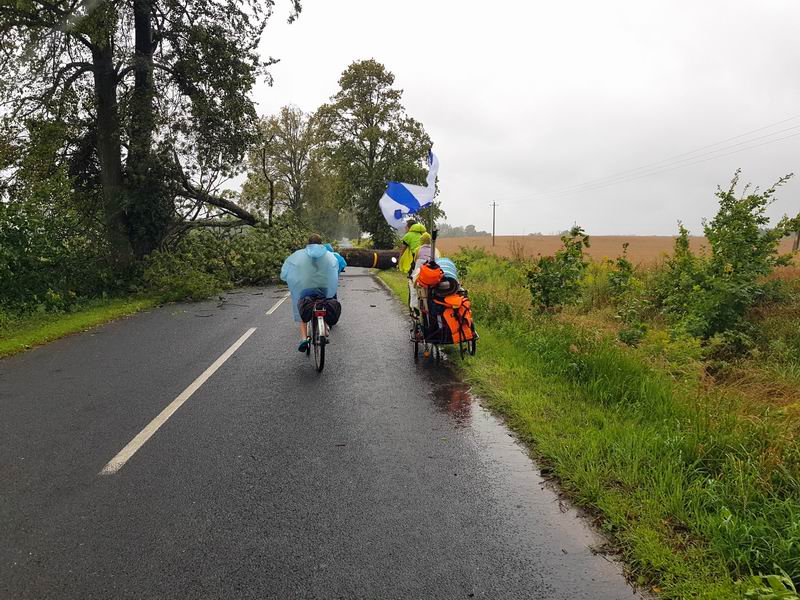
[377,263,800,599]
[0,296,159,358]
[375,268,409,305]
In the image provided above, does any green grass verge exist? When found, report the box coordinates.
[0,296,159,358]
[377,268,800,599]
[375,268,409,305]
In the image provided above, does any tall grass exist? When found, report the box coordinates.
[384,252,800,599]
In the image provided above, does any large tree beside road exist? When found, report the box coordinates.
[317,60,431,248]
[242,105,318,223]
[0,0,300,262]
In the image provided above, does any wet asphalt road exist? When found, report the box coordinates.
[0,269,641,599]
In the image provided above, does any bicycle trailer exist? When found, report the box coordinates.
[410,258,478,361]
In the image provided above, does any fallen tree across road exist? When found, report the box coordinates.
[339,249,400,270]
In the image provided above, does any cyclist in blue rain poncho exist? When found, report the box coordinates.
[324,243,347,273]
[280,234,340,352]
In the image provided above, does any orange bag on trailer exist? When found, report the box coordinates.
[433,293,475,344]
[417,263,444,287]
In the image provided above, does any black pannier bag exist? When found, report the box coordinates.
[298,296,342,327]
[423,296,451,343]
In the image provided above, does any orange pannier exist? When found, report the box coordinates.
[417,263,444,287]
[433,294,475,344]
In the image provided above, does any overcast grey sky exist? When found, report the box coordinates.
[251,0,800,235]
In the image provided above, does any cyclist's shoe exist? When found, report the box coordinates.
[298,339,310,352]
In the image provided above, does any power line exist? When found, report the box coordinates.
[530,123,800,198]
[567,113,800,187]
[532,114,800,197]
[502,113,800,204]
[523,125,800,200]
[531,129,800,201]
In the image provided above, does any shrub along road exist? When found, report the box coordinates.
[0,268,640,599]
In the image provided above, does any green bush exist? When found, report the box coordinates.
[0,177,122,315]
[141,248,225,302]
[580,260,614,309]
[142,215,309,301]
[0,306,11,330]
[608,242,636,300]
[618,323,647,346]
[651,173,793,344]
[527,225,590,310]
[451,246,490,280]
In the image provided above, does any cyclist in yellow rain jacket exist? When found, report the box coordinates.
[398,220,427,275]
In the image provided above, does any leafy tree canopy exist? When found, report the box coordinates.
[317,59,431,248]
[1,0,301,261]
[242,105,318,222]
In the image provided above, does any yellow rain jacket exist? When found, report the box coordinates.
[398,223,427,274]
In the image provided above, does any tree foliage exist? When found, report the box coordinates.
[316,59,431,248]
[301,158,361,240]
[527,225,591,311]
[438,222,491,238]
[142,213,309,301]
[0,167,119,313]
[651,172,794,347]
[242,105,318,222]
[1,0,301,261]
[241,61,436,245]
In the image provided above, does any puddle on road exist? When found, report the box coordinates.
[432,382,473,426]
[428,375,645,599]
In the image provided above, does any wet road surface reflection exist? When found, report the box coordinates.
[432,382,474,426]
[426,372,646,599]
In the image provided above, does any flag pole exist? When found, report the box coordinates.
[429,202,437,262]
[428,148,437,262]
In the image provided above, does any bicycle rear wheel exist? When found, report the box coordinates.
[313,315,325,372]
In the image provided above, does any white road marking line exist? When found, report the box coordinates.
[266,293,290,315]
[99,327,257,476]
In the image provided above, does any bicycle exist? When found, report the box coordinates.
[305,299,328,372]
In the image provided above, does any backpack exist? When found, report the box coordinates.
[432,292,476,344]
[417,262,444,287]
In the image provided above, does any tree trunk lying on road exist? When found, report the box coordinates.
[339,249,400,270]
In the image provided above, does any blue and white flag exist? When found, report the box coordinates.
[379,151,439,230]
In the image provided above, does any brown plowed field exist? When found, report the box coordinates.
[436,235,798,264]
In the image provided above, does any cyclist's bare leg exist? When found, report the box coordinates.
[299,322,308,340]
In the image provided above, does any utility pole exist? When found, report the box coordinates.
[491,202,498,246]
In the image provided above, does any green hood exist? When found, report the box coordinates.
[409,223,427,234]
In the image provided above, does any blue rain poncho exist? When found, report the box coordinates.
[280,244,340,322]
[324,243,347,273]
